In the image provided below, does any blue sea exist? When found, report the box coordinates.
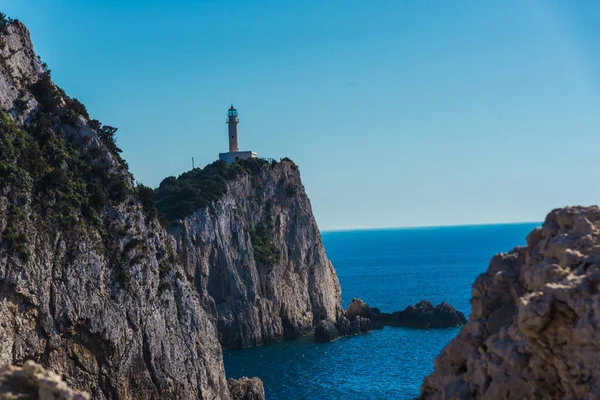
[224,223,539,399]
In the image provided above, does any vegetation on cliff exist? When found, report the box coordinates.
[154,157,279,222]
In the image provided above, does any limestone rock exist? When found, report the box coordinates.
[227,377,265,400]
[336,315,352,336]
[350,316,372,334]
[420,206,600,399]
[346,298,372,320]
[0,360,90,399]
[0,21,44,125]
[314,319,340,342]
[172,160,342,349]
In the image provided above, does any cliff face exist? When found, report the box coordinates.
[0,19,230,399]
[171,160,342,348]
[420,206,600,399]
[0,20,43,125]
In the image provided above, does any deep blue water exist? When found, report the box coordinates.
[224,223,540,399]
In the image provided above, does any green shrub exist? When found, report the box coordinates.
[3,227,29,261]
[0,12,14,33]
[114,261,131,291]
[87,182,106,211]
[60,109,80,126]
[154,158,270,222]
[123,238,142,253]
[108,176,129,203]
[136,184,158,220]
[30,73,62,113]
[159,261,172,280]
[88,119,101,131]
[250,223,280,266]
[13,98,27,113]
[0,163,33,191]
[285,185,298,198]
[65,97,89,119]
[166,245,175,263]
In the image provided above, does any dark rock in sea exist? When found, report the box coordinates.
[227,377,265,400]
[314,319,340,342]
[313,297,466,342]
[351,315,372,334]
[379,300,467,329]
[346,298,384,329]
[336,315,352,336]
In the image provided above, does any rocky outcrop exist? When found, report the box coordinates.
[349,297,465,330]
[0,20,44,125]
[377,300,467,329]
[0,18,247,399]
[0,360,90,399]
[227,377,265,400]
[346,298,375,320]
[314,319,340,342]
[172,160,342,348]
[420,206,600,399]
[314,298,466,342]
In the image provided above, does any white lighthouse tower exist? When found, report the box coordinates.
[219,105,257,164]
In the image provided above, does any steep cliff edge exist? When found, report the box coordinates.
[0,16,234,399]
[420,206,600,399]
[159,159,342,348]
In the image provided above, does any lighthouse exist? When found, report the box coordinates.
[227,105,239,152]
[219,105,258,164]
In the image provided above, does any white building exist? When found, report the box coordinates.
[219,105,257,164]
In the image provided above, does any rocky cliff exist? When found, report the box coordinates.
[420,206,600,399]
[163,159,342,348]
[0,14,338,399]
[0,16,236,399]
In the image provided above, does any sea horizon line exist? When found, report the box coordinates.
[321,220,543,233]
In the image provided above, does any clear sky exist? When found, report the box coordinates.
[3,0,600,230]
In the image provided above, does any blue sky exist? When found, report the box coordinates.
[4,0,600,230]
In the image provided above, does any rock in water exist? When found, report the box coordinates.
[350,316,372,334]
[0,361,90,399]
[420,206,600,399]
[336,315,352,336]
[346,298,373,320]
[314,319,340,342]
[386,300,467,329]
[171,159,342,348]
[227,377,265,400]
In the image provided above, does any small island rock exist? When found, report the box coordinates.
[379,300,467,329]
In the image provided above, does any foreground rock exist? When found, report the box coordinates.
[227,377,265,400]
[420,206,600,399]
[0,361,90,399]
[314,298,465,342]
